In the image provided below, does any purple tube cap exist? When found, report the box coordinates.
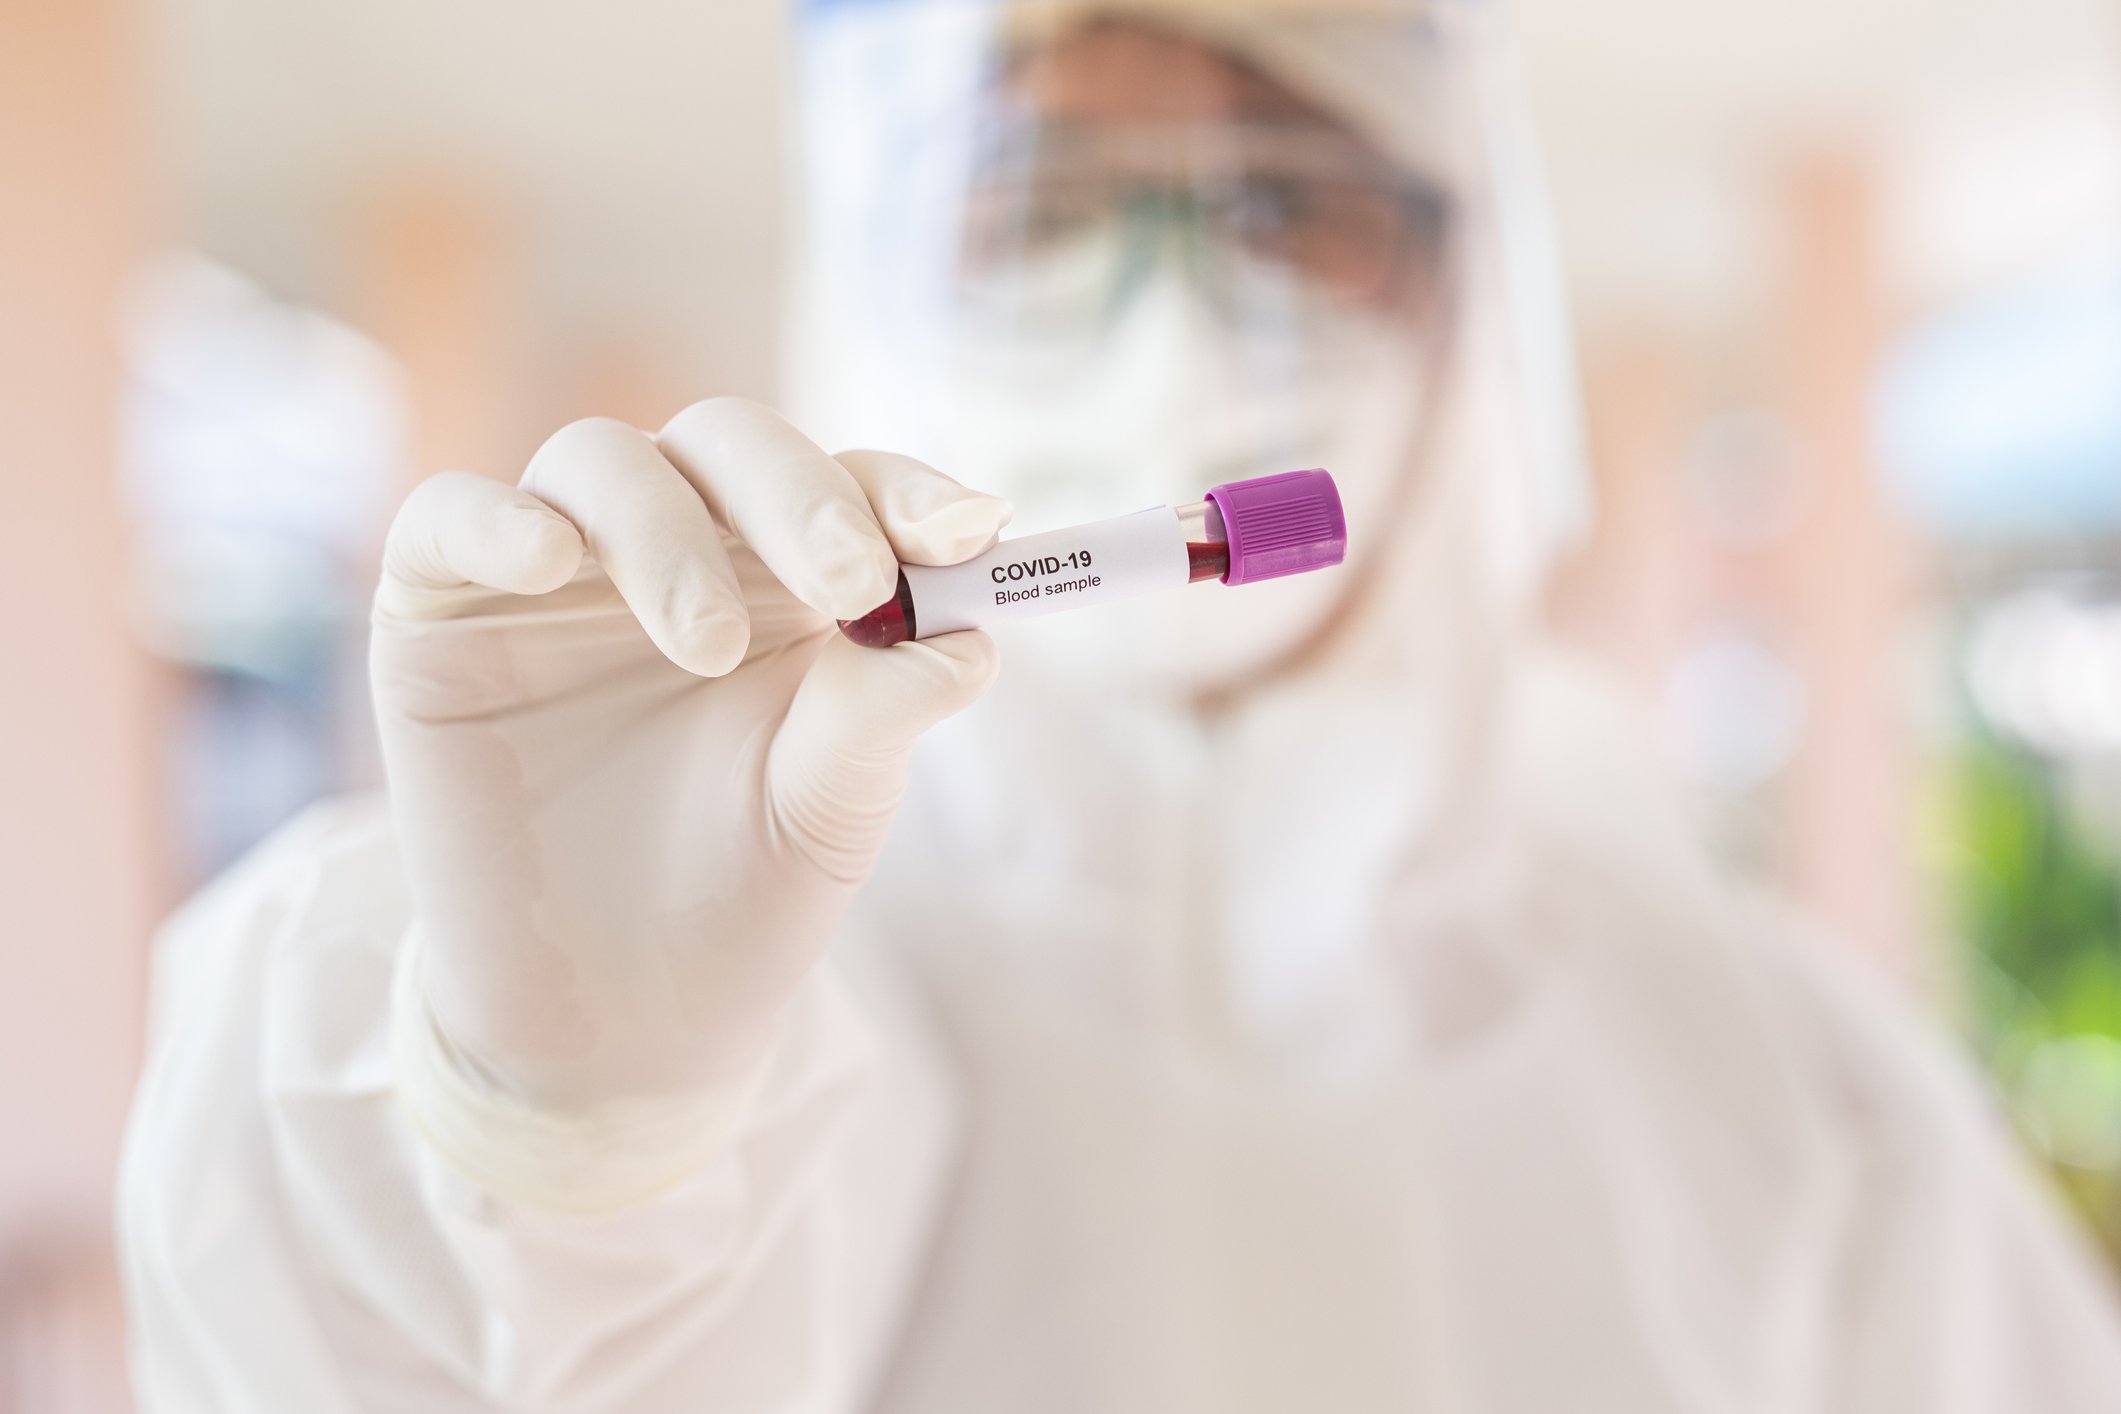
[1204,468,1347,586]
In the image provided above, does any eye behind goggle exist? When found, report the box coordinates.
[954,127,1450,343]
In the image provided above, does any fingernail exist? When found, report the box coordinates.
[508,506,582,590]
[914,495,1012,558]
[820,547,899,620]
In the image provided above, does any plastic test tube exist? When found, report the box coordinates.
[838,468,1346,648]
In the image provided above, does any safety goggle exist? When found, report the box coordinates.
[953,121,1454,346]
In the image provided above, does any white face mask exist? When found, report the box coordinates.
[939,271,1426,690]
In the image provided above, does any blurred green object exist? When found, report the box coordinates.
[1934,734,2121,1258]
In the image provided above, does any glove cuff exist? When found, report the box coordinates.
[389,930,770,1214]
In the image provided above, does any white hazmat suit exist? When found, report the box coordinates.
[120,0,2121,1409]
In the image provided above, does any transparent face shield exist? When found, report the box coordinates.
[792,0,1579,686]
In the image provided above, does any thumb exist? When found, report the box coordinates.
[766,630,999,883]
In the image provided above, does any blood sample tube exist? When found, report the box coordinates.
[839,468,1346,648]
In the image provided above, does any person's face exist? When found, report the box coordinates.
[917,17,1455,692]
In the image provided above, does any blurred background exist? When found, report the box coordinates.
[4,0,2120,1406]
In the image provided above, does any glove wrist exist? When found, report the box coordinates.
[389,930,771,1214]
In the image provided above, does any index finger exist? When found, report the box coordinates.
[656,398,900,621]
[521,417,752,676]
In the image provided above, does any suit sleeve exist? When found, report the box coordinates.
[119,798,958,1413]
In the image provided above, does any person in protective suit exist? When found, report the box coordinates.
[120,1,2121,1409]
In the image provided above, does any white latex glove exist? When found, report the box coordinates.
[369,398,1009,1210]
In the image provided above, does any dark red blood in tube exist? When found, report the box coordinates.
[837,569,917,647]
[1187,539,1231,583]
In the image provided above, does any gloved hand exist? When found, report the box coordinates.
[369,398,1009,1209]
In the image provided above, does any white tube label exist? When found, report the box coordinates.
[904,506,1191,637]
